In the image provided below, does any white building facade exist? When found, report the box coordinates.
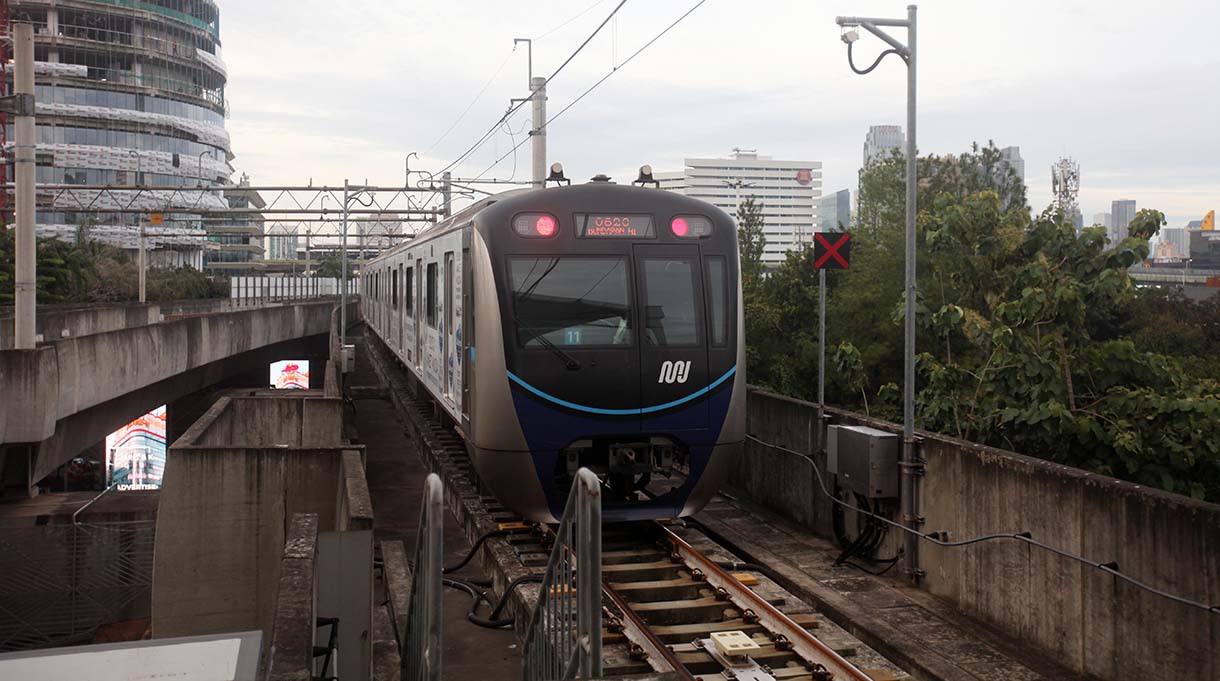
[656,150,822,265]
[863,125,904,167]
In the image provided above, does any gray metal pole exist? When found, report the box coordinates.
[341,179,349,350]
[138,220,146,303]
[901,3,920,580]
[13,23,36,350]
[531,76,547,189]
[818,268,826,407]
[442,171,452,218]
[818,267,827,450]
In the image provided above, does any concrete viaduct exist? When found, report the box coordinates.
[0,299,354,496]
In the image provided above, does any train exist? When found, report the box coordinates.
[360,172,745,522]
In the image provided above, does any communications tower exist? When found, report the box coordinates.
[1051,157,1082,229]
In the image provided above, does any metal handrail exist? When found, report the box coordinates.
[522,468,603,681]
[402,474,444,681]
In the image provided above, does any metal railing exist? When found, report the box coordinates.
[522,468,603,681]
[402,474,444,681]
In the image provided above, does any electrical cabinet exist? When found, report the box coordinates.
[827,424,899,498]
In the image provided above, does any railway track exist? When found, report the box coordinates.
[361,328,907,681]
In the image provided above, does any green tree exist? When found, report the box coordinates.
[317,255,346,279]
[744,141,1220,502]
[735,197,766,286]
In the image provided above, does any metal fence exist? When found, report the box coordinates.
[403,473,444,681]
[0,520,156,651]
[522,468,603,681]
[229,275,358,305]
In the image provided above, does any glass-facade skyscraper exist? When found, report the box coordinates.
[6,1,233,267]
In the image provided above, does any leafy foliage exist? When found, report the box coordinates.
[746,142,1220,502]
[0,226,227,304]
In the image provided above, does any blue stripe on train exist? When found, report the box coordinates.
[507,373,737,520]
[506,366,736,416]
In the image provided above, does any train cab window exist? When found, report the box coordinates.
[392,265,399,309]
[510,257,632,347]
[705,256,728,347]
[405,267,414,315]
[426,263,438,327]
[641,258,700,346]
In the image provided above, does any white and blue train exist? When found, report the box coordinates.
[361,177,745,522]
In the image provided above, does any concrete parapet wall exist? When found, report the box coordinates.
[732,387,1220,681]
[0,300,354,447]
[0,302,159,350]
[152,394,349,641]
[266,512,319,681]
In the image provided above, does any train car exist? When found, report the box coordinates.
[361,174,745,522]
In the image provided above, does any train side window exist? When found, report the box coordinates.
[392,265,399,309]
[405,267,414,315]
[705,257,728,347]
[426,262,438,327]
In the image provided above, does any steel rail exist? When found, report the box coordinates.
[657,522,875,681]
[601,579,695,681]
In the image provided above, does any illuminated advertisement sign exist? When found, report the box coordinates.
[271,360,310,390]
[105,406,166,491]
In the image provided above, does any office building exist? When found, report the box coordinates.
[6,0,233,267]
[1111,199,1137,242]
[818,189,851,232]
[863,125,904,167]
[208,178,265,272]
[998,146,1025,186]
[1159,228,1188,258]
[658,149,822,264]
[1093,213,1112,230]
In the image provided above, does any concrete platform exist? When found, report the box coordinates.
[0,489,159,526]
[345,326,521,681]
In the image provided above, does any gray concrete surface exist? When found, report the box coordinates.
[266,512,319,681]
[1,299,355,490]
[731,387,1220,681]
[346,326,522,681]
[151,393,349,642]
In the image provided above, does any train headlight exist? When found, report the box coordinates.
[513,212,560,238]
[670,215,712,238]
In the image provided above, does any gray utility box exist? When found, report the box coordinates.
[827,425,899,499]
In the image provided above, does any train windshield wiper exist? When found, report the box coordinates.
[517,319,582,371]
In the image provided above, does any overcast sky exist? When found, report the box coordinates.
[221,0,1218,228]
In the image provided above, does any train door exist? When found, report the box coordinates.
[632,244,709,430]
[444,252,455,400]
[415,257,423,369]
[461,244,473,429]
[398,263,405,353]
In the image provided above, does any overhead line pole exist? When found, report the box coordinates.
[12,23,35,350]
[836,5,919,581]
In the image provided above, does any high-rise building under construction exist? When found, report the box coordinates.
[4,0,239,268]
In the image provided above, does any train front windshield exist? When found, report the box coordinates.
[510,256,634,346]
[509,255,711,349]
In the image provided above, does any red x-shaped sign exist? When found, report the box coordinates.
[813,232,852,270]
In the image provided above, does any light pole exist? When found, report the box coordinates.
[128,149,142,185]
[836,5,919,581]
[722,178,755,216]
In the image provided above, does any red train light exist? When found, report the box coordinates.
[535,214,557,237]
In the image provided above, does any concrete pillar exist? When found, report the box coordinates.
[0,445,37,498]
[47,9,60,62]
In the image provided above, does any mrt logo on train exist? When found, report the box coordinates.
[657,360,692,384]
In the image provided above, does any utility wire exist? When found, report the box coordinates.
[472,0,708,181]
[534,0,608,41]
[432,0,628,178]
[743,433,1220,616]
[423,47,519,155]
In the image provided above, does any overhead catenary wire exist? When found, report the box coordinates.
[743,433,1220,616]
[534,0,609,42]
[431,0,628,178]
[423,47,520,156]
[471,0,708,181]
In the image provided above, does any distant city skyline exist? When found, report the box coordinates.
[216,1,1218,230]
